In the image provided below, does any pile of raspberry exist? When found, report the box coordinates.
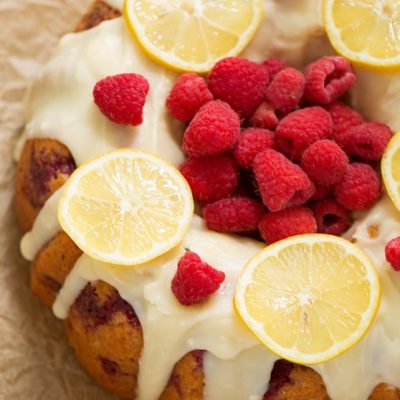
[167,55,392,244]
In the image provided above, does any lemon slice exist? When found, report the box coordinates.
[323,0,400,69]
[382,130,400,212]
[124,0,264,73]
[58,149,193,265]
[235,234,380,364]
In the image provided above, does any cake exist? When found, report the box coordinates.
[14,1,400,399]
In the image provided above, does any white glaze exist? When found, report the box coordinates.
[18,0,400,399]
[18,18,184,167]
[20,187,63,261]
[53,216,267,400]
[49,195,400,400]
[204,347,275,400]
[312,197,400,400]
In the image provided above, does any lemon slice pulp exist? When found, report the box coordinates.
[124,0,265,73]
[235,234,380,364]
[323,0,400,69]
[58,149,193,265]
[382,130,400,212]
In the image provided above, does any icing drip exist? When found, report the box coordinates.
[18,0,400,398]
[49,196,400,400]
[19,18,184,167]
[20,187,63,261]
[203,347,275,400]
[53,216,267,400]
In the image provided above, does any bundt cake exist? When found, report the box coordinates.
[15,1,400,399]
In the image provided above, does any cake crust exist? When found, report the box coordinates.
[66,280,204,400]
[30,232,82,307]
[66,281,142,399]
[75,0,121,32]
[15,139,76,233]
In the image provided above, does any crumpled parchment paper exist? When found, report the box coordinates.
[0,1,114,398]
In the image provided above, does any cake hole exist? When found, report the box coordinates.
[100,357,119,375]
[367,224,379,239]
[382,1,394,18]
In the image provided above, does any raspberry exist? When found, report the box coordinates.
[266,68,305,114]
[334,122,392,161]
[250,101,279,130]
[326,101,364,142]
[253,149,315,212]
[262,57,288,77]
[171,251,225,306]
[208,57,270,118]
[300,140,348,186]
[304,56,356,105]
[183,100,240,157]
[385,237,400,271]
[93,73,149,125]
[233,128,275,169]
[179,154,239,202]
[203,197,264,233]
[312,199,351,235]
[312,185,331,201]
[275,107,333,161]
[334,163,381,210]
[259,207,317,244]
[166,73,213,121]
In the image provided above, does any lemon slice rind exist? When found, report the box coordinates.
[323,0,400,70]
[123,0,265,73]
[58,149,194,266]
[235,234,381,365]
[382,130,400,212]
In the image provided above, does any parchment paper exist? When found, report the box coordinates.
[0,1,115,398]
